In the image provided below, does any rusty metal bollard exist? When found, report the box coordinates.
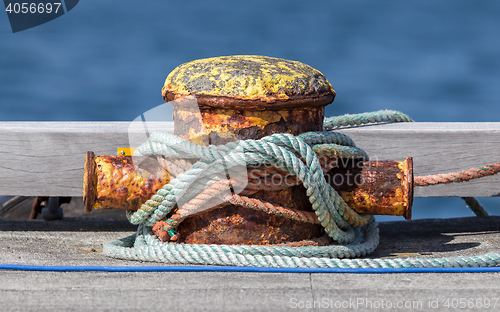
[84,55,413,245]
[162,56,334,244]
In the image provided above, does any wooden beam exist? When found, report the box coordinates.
[0,122,498,197]
[0,122,173,197]
[337,122,500,197]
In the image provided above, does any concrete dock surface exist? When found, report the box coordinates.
[1,215,500,311]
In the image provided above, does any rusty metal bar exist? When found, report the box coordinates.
[327,157,413,220]
[83,153,413,219]
[83,152,169,213]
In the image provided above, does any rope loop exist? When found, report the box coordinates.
[103,110,499,268]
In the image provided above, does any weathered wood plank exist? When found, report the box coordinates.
[336,122,500,197]
[0,122,499,197]
[0,122,174,196]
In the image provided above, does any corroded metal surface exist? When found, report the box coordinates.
[327,158,413,220]
[83,152,169,212]
[83,155,413,220]
[162,55,335,109]
[177,206,322,245]
[173,104,325,145]
[84,55,414,246]
[160,55,336,244]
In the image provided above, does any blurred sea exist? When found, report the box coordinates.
[1,0,500,221]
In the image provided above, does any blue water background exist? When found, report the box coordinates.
[1,0,500,221]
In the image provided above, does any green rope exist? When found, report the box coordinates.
[129,132,369,242]
[323,109,413,129]
[103,110,500,268]
[104,226,500,268]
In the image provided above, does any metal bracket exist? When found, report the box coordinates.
[41,197,63,221]
[117,148,136,156]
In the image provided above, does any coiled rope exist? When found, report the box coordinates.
[103,110,500,268]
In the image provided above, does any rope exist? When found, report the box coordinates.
[414,162,499,217]
[103,223,500,268]
[323,109,413,129]
[415,162,500,186]
[103,110,500,268]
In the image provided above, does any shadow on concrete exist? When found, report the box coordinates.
[372,216,500,258]
[2,196,499,257]
[0,218,137,232]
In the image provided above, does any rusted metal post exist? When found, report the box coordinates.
[83,55,414,245]
[159,56,332,244]
[162,55,412,244]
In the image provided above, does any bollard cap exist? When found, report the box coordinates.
[162,55,335,110]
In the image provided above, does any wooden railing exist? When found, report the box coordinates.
[0,122,498,197]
